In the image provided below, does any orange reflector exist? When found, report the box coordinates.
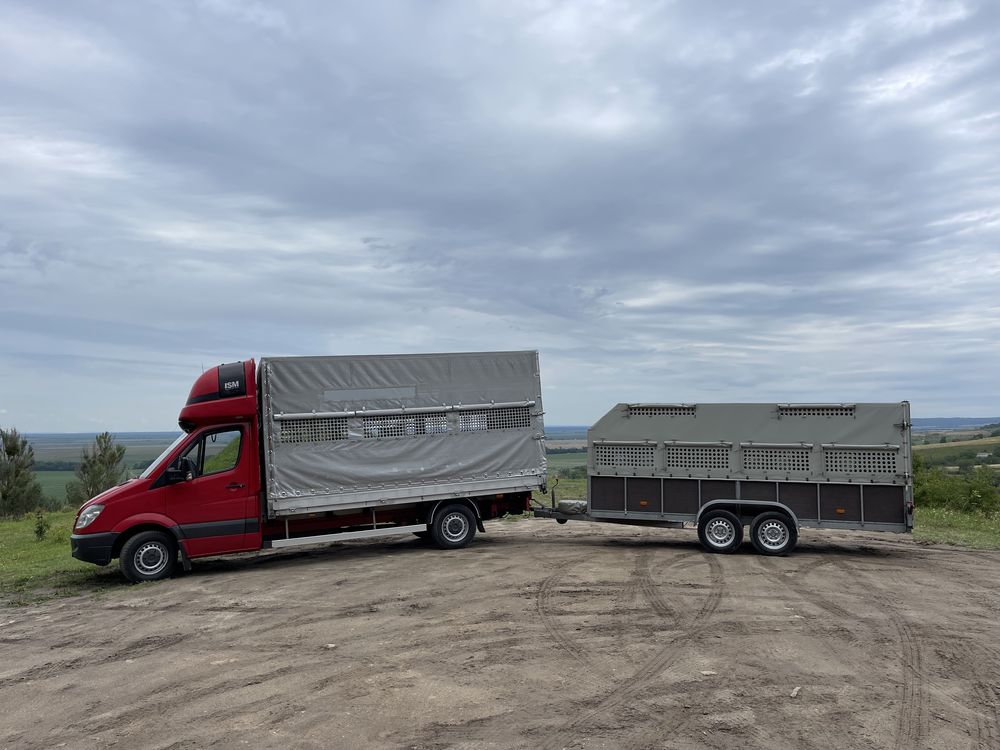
[639,500,649,507]
[835,507,846,514]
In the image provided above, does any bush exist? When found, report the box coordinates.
[556,466,588,480]
[66,432,126,506]
[33,509,51,541]
[914,456,999,514]
[0,427,45,518]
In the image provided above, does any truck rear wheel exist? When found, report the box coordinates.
[750,512,797,555]
[431,504,477,550]
[697,510,743,553]
[119,531,176,583]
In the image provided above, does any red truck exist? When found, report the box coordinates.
[71,352,546,582]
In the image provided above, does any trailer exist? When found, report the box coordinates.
[536,402,913,555]
[71,351,546,582]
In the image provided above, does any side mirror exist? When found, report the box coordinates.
[164,457,196,484]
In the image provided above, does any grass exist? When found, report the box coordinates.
[34,470,77,505]
[546,452,588,470]
[533,476,587,506]
[0,511,124,605]
[912,506,1000,550]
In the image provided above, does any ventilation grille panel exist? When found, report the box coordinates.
[743,447,811,473]
[593,444,656,468]
[279,417,348,444]
[458,406,532,432]
[363,413,449,439]
[663,445,729,470]
[628,405,696,417]
[779,405,855,418]
[825,449,897,474]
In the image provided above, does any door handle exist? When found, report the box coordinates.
[226,483,246,490]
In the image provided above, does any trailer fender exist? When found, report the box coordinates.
[426,499,485,533]
[696,499,799,529]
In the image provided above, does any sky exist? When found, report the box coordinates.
[1,0,999,432]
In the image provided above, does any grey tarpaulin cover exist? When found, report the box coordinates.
[259,351,546,517]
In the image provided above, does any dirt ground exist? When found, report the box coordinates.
[2,519,1000,750]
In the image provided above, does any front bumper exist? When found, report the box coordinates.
[70,532,118,566]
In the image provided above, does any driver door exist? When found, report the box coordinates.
[165,425,255,556]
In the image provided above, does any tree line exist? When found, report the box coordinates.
[0,428,127,517]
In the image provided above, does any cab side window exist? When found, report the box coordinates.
[181,428,242,478]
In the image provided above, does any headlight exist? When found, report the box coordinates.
[75,505,105,530]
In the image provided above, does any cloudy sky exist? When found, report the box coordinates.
[1,0,999,432]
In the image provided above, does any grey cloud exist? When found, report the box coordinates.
[1,0,999,430]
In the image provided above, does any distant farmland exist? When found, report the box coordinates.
[28,432,180,466]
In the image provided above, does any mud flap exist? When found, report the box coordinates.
[177,545,193,572]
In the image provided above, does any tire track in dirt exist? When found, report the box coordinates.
[539,553,724,750]
[535,555,605,677]
[398,553,605,748]
[73,664,303,734]
[0,633,187,688]
[755,557,851,618]
[971,681,1000,750]
[419,546,695,749]
[852,559,1000,750]
[634,546,678,621]
[756,555,930,749]
[838,560,929,750]
[892,617,928,750]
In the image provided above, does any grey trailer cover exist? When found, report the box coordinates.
[260,351,546,516]
[587,402,912,531]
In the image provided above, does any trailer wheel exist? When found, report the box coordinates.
[431,504,477,550]
[697,510,743,554]
[750,512,797,556]
[119,531,176,583]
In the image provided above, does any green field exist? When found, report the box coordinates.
[913,436,1000,471]
[913,435,1000,455]
[546,451,588,470]
[34,471,78,505]
[28,433,177,468]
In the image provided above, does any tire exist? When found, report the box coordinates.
[430,504,477,550]
[119,531,177,583]
[697,509,743,553]
[556,518,568,525]
[750,512,797,556]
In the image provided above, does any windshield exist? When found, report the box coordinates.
[139,432,188,479]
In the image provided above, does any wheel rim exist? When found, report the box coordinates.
[441,512,469,543]
[704,518,736,548]
[134,541,168,576]
[756,520,789,552]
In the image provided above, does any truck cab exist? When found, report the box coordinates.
[71,361,263,580]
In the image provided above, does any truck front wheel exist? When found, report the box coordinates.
[431,504,477,550]
[119,531,177,583]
